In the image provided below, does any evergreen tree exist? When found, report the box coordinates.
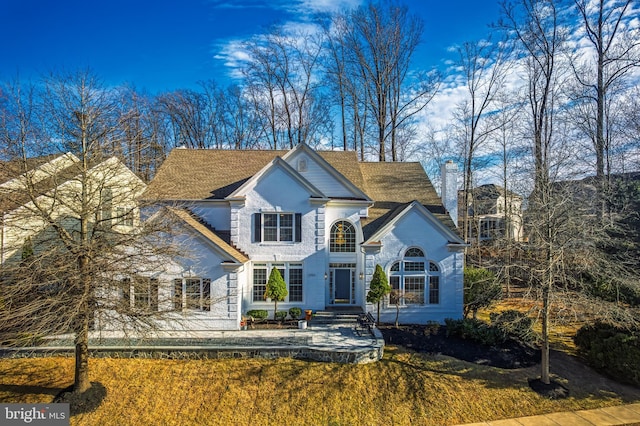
[366,264,390,324]
[265,268,288,320]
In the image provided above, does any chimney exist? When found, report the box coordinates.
[441,160,458,227]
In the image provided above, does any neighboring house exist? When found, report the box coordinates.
[0,152,145,265]
[143,143,466,330]
[459,184,524,242]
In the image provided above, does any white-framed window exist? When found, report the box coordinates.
[253,213,302,243]
[251,262,303,303]
[99,188,113,224]
[330,220,356,252]
[479,218,503,239]
[388,248,440,306]
[115,207,134,226]
[121,276,159,311]
[173,277,211,311]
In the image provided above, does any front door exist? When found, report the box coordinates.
[334,269,351,304]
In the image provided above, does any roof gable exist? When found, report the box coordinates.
[364,201,464,245]
[227,156,326,200]
[282,144,371,201]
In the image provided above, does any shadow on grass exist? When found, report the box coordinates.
[382,345,640,404]
[0,383,65,399]
[0,358,71,402]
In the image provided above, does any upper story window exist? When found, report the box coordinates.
[253,213,302,243]
[330,221,356,252]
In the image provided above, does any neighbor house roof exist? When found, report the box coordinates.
[469,184,522,200]
[144,147,458,236]
[0,154,64,185]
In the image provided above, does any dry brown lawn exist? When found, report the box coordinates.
[1,345,639,426]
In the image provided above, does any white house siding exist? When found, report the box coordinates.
[190,202,231,232]
[366,209,464,324]
[285,151,356,198]
[150,232,244,331]
[236,167,329,315]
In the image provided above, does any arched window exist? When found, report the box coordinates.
[330,221,356,252]
[405,247,424,258]
[388,249,440,305]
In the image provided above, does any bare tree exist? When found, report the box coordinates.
[342,1,438,161]
[571,0,640,180]
[500,0,570,386]
[157,87,218,149]
[0,71,180,396]
[455,35,512,243]
[242,26,328,149]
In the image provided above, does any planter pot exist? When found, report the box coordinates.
[298,320,308,329]
[304,309,313,321]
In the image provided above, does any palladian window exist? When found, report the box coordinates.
[388,248,440,305]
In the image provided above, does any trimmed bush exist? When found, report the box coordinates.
[574,322,640,386]
[288,307,302,320]
[246,309,268,321]
[274,311,287,322]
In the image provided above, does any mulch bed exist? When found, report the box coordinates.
[379,324,540,369]
[53,381,107,415]
[248,320,301,330]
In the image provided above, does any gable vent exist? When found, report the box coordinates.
[297,157,308,172]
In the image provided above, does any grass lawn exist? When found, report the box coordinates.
[1,345,639,426]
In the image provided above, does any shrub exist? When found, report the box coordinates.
[490,310,536,345]
[444,318,504,346]
[574,322,640,386]
[464,267,501,319]
[274,311,288,322]
[423,321,440,336]
[246,310,268,321]
[288,307,302,320]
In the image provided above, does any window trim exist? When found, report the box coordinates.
[251,262,304,303]
[387,248,441,306]
[121,276,159,311]
[254,212,302,243]
[329,220,356,253]
[173,277,211,312]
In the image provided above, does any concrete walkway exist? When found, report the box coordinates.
[459,402,640,425]
[1,321,386,364]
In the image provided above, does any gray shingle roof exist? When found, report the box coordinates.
[144,148,458,236]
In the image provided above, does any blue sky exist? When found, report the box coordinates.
[0,0,502,93]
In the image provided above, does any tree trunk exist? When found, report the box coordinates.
[541,279,551,384]
[74,322,90,392]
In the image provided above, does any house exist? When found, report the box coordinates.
[459,184,524,242]
[142,143,466,330]
[0,152,145,265]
